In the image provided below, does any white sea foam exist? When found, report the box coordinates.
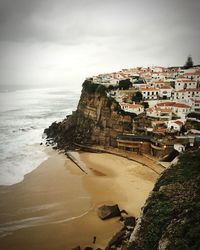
[0,87,80,186]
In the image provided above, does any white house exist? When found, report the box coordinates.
[146,107,172,120]
[167,120,184,131]
[151,66,164,73]
[120,103,144,115]
[151,80,166,88]
[183,72,200,81]
[158,86,173,99]
[175,79,197,90]
[192,99,200,112]
[151,72,165,80]
[156,101,191,119]
[175,88,200,101]
[140,87,159,100]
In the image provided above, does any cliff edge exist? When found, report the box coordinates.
[44,80,135,150]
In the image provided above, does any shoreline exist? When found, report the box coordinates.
[0,149,159,249]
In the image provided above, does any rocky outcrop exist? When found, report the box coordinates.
[127,149,200,250]
[97,204,121,220]
[44,82,134,150]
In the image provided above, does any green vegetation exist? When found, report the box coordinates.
[107,84,119,91]
[96,84,107,96]
[140,192,174,250]
[132,91,143,103]
[130,149,200,250]
[141,102,149,109]
[183,55,194,69]
[118,79,132,90]
[187,112,200,120]
[82,80,107,95]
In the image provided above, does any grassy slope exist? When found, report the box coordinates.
[129,149,200,250]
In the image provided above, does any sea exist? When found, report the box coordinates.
[0,87,80,186]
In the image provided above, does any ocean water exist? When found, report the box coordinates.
[0,87,80,185]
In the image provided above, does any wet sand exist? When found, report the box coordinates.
[0,150,158,250]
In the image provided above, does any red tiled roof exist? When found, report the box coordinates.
[128,104,143,108]
[156,107,172,113]
[173,103,191,108]
[157,102,191,108]
[174,120,184,126]
[121,103,143,109]
[141,87,159,91]
[146,108,153,112]
[157,102,176,107]
[177,88,200,93]
[154,128,166,133]
[176,79,196,82]
[160,86,172,89]
[184,72,200,76]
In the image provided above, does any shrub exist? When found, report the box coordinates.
[82,80,106,95]
[118,79,132,90]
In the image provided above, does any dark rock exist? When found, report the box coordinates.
[119,216,124,221]
[121,243,128,250]
[124,217,136,228]
[106,229,126,249]
[97,204,121,220]
[71,246,81,250]
[40,142,43,145]
[120,209,128,215]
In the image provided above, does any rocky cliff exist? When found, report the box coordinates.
[44,81,135,150]
[45,82,200,250]
[128,149,200,250]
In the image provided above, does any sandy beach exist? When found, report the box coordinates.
[0,149,158,250]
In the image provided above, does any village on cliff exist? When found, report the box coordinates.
[85,59,200,156]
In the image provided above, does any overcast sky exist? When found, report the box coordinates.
[0,0,199,90]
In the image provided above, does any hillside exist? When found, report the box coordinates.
[128,149,200,250]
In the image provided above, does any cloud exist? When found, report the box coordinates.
[0,0,198,44]
[0,0,199,88]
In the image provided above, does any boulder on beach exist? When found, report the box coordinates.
[97,204,121,220]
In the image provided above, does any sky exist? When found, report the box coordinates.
[0,0,200,90]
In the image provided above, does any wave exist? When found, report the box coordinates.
[0,87,80,186]
[0,207,91,237]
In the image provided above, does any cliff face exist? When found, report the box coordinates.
[45,83,200,250]
[128,149,200,250]
[44,83,134,149]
